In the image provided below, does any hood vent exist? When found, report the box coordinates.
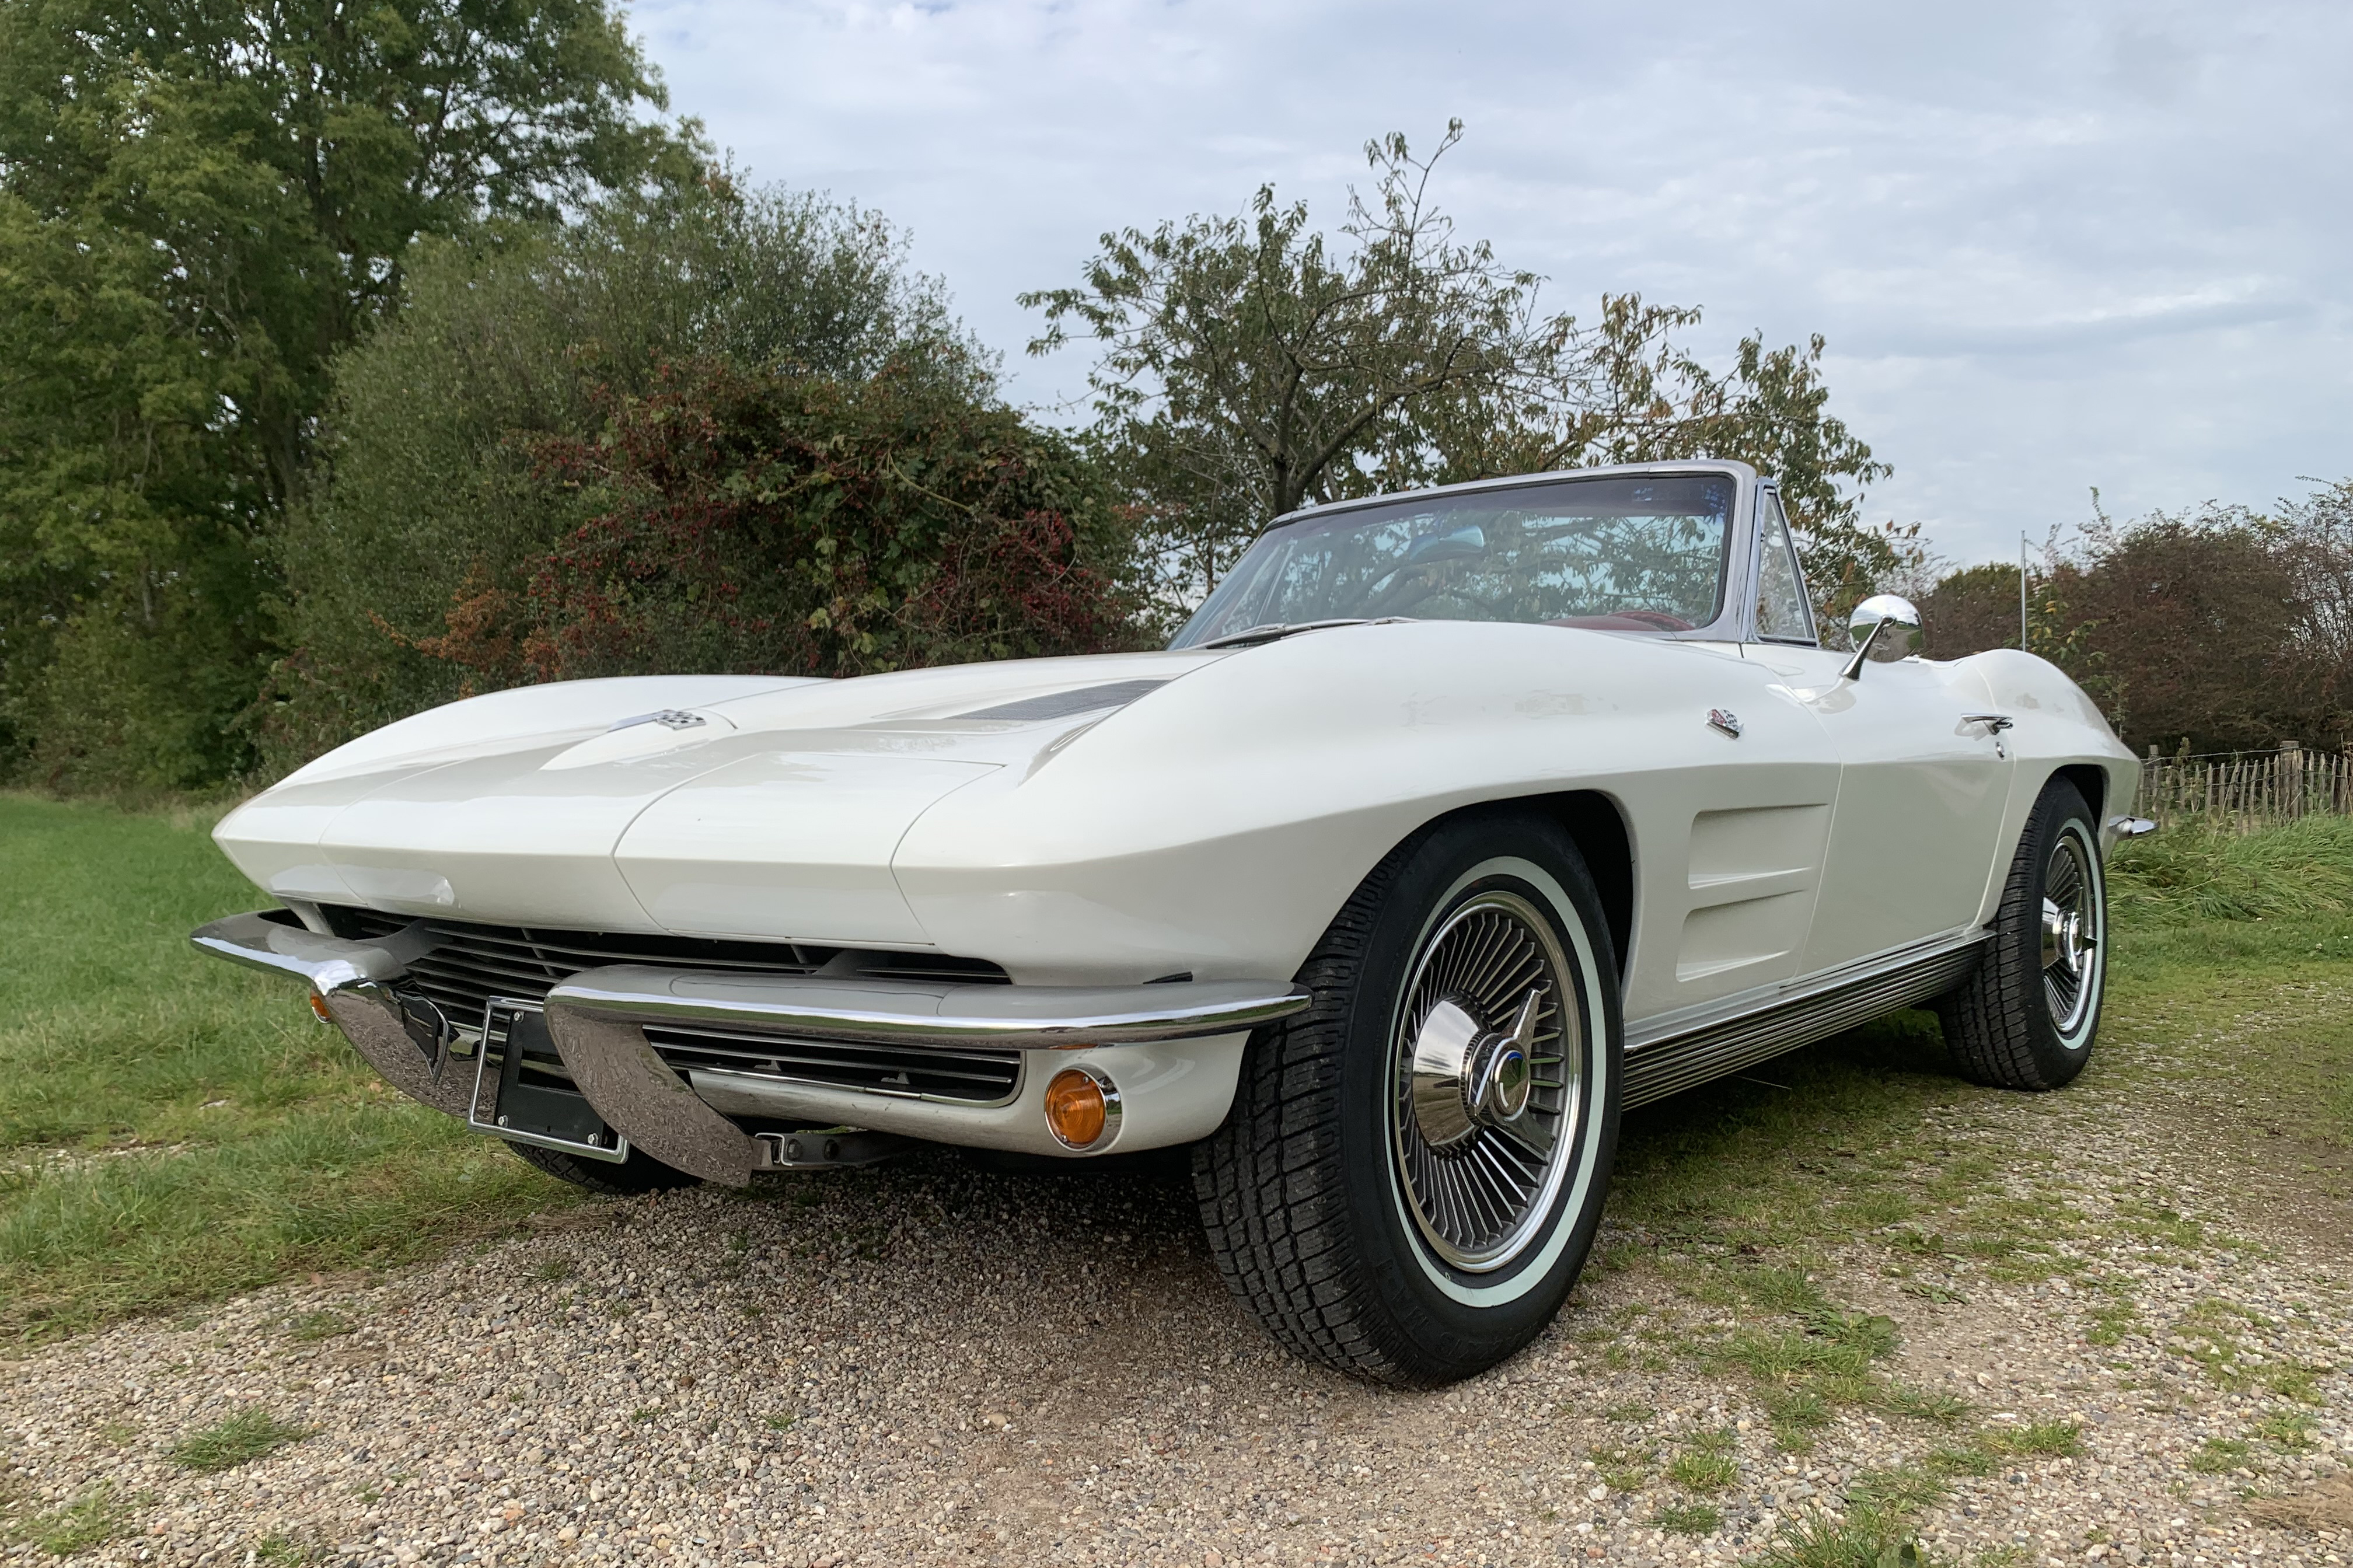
[958,679,1169,722]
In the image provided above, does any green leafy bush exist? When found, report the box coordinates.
[413,358,1143,687]
[264,186,1133,772]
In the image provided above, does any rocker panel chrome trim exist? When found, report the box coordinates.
[1625,929,1987,1054]
[1624,934,1989,1109]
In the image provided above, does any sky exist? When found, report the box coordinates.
[626,0,2352,567]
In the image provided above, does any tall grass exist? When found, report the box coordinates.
[2107,815,2353,924]
[0,794,571,1343]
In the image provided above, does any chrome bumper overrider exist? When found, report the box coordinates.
[192,910,1309,1185]
[193,910,474,1116]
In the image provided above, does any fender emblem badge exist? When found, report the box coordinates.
[1707,708,1744,738]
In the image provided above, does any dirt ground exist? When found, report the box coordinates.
[4,999,2349,1568]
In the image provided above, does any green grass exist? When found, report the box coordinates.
[2189,1436,2251,1475]
[1979,1419,2082,1459]
[284,1309,354,1342]
[169,1408,313,1473]
[2251,1410,2316,1450]
[1921,1445,1999,1478]
[1589,1440,1655,1491]
[1848,1466,1950,1516]
[0,794,575,1343]
[1652,1500,1722,1534]
[1752,1507,1932,1568]
[1666,1429,1740,1492]
[7,1482,134,1556]
[2107,815,2353,926]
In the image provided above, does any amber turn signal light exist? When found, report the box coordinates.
[1044,1067,1119,1150]
[307,992,336,1024]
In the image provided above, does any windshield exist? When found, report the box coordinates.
[1171,473,1738,648]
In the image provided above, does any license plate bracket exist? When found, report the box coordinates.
[469,998,630,1164]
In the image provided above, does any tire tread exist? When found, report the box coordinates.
[1192,838,1418,1381]
[1938,781,2095,1091]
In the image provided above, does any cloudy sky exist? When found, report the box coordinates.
[627,0,2351,566]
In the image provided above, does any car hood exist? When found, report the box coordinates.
[216,652,1223,941]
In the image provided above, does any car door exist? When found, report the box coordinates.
[1741,491,2015,975]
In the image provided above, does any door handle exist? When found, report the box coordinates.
[1961,713,2013,758]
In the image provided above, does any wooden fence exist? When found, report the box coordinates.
[2131,743,2353,832]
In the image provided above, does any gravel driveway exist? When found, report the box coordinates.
[5,1022,2351,1568]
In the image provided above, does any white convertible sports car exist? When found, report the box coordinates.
[197,460,2142,1385]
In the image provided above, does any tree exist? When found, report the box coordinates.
[2051,508,2324,753]
[2279,477,2353,674]
[1021,123,1546,620]
[1922,562,2025,661]
[397,359,1137,688]
[0,0,693,788]
[1919,483,2353,756]
[1024,123,1904,624]
[1535,296,1911,623]
[263,186,1140,770]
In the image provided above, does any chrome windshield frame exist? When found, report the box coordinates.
[1170,460,1776,648]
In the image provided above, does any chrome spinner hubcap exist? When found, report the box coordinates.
[1390,889,1583,1273]
[1410,992,1541,1148]
[2039,824,2101,1040]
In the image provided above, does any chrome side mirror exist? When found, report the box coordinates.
[1841,594,1923,680]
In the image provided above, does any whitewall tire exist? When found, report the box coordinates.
[1192,809,1622,1385]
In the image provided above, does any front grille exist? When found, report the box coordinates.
[317,906,1018,1104]
[645,1024,1022,1105]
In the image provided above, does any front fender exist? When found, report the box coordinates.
[892,620,1827,987]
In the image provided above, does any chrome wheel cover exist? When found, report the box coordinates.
[2040,820,2104,1043]
[1387,888,1583,1273]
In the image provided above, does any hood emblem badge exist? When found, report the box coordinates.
[609,708,707,734]
[1707,709,1744,739]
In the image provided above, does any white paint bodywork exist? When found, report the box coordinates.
[212,466,2136,1154]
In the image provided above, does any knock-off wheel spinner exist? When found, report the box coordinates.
[2039,823,2102,1039]
[1390,889,1584,1273]
[1410,991,1543,1150]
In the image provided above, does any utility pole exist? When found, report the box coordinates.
[2020,535,2030,653]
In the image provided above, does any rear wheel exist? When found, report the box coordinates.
[504,1140,700,1196]
[1192,811,1622,1386]
[1939,778,2107,1089]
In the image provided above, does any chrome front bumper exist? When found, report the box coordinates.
[193,910,476,1117]
[192,910,1307,1184]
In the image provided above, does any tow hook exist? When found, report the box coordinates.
[753,1129,916,1171]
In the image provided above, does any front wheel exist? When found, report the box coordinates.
[1192,811,1622,1386]
[1938,778,2108,1089]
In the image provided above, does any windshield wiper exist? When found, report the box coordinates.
[1198,617,1411,650]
